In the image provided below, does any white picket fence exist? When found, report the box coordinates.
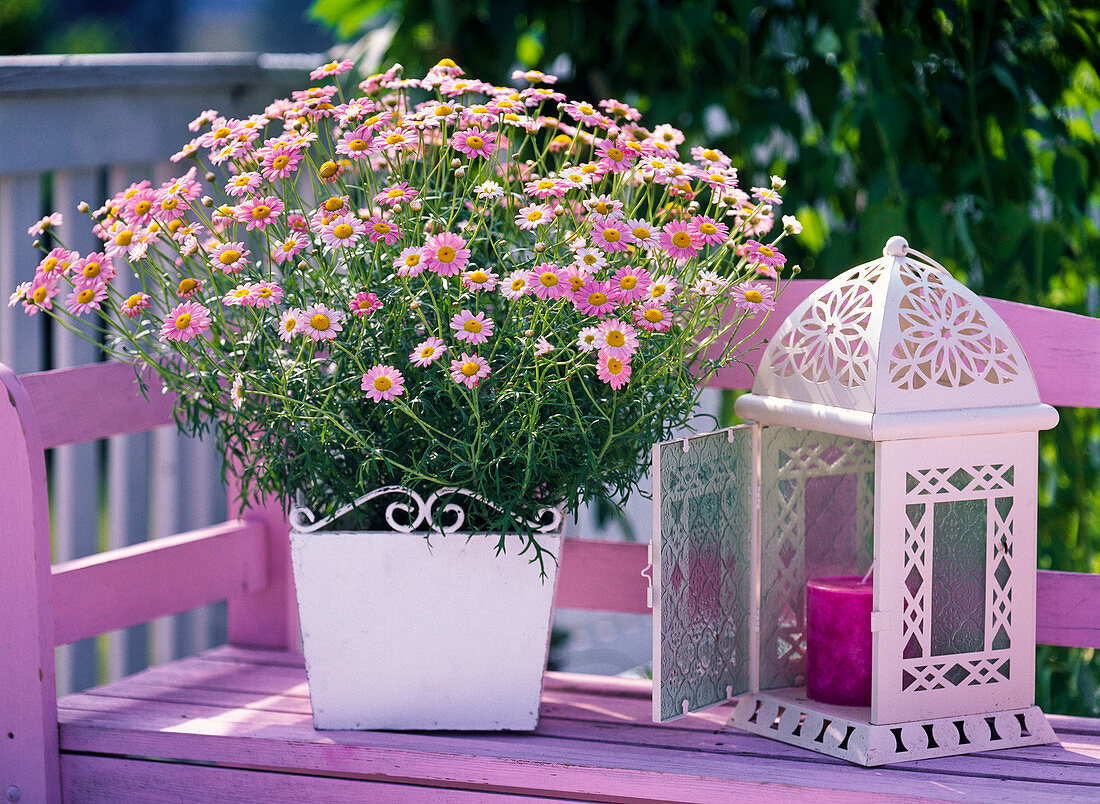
[0,52,319,695]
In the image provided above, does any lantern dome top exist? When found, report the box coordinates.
[735,237,1058,440]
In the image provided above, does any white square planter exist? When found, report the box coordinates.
[290,527,561,730]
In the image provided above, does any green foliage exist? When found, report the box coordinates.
[310,0,1100,713]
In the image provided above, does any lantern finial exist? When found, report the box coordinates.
[883,235,908,257]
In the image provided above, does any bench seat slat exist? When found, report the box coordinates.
[1036,569,1100,649]
[51,520,267,645]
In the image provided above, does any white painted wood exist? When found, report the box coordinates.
[291,527,561,731]
[0,174,45,374]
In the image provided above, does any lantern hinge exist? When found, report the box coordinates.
[870,610,894,632]
[643,543,654,610]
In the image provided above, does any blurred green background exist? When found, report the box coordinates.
[8,0,1098,715]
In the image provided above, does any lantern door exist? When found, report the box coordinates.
[651,426,758,722]
[873,433,1039,725]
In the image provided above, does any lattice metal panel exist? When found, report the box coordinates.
[758,427,875,691]
[653,427,754,721]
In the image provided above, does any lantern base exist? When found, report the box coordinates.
[730,687,1056,766]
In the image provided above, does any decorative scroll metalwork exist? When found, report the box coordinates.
[769,259,884,387]
[656,428,753,720]
[889,260,1019,390]
[289,485,564,535]
[758,427,875,690]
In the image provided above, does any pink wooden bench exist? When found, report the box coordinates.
[3,279,1100,802]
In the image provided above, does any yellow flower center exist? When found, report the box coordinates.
[373,376,393,392]
[405,254,421,266]
[436,246,456,263]
[539,272,559,287]
[310,313,330,331]
[178,278,198,295]
[174,313,192,330]
[333,224,354,239]
[606,331,625,348]
[168,219,183,233]
[496,100,515,110]
[744,290,764,303]
[607,357,624,374]
[466,135,485,150]
[758,245,774,258]
[385,133,405,145]
[651,284,666,298]
[703,149,720,161]
[42,257,59,273]
[632,227,649,240]
[125,293,144,309]
[32,287,47,303]
[581,164,599,174]
[434,105,454,117]
[82,262,101,278]
[588,292,607,306]
[582,253,599,266]
[606,147,624,161]
[619,275,637,290]
[463,319,483,334]
[161,197,179,211]
[272,155,290,170]
[348,138,369,151]
[283,317,297,332]
[672,231,692,248]
[595,202,611,214]
[233,288,250,299]
[700,223,718,235]
[281,240,297,252]
[77,289,95,304]
[421,346,436,358]
[569,276,585,292]
[537,179,554,190]
[469,270,489,284]
[251,205,271,220]
[526,211,543,222]
[579,103,594,115]
[602,228,621,243]
[320,198,344,213]
[373,222,391,234]
[387,187,406,199]
[219,249,241,265]
[510,278,525,291]
[116,230,133,245]
[461,361,480,377]
[258,287,274,298]
[134,200,152,215]
[644,308,664,323]
[437,57,458,68]
[319,161,339,178]
[213,127,231,139]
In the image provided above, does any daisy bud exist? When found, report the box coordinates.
[454,166,467,178]
[553,207,566,217]
[688,201,699,211]
[450,158,461,168]
[77,201,90,213]
[524,329,534,338]
[533,241,547,253]
[409,300,420,310]
[32,239,40,249]
[202,196,214,207]
[205,172,216,182]
[409,199,422,211]
[771,175,786,190]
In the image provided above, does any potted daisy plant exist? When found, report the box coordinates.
[15,57,797,730]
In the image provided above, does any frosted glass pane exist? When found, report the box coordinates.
[931,498,987,656]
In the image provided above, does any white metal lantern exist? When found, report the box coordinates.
[650,236,1059,765]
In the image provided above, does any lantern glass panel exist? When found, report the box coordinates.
[759,426,875,690]
[930,498,988,656]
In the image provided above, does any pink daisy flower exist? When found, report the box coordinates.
[272,232,309,264]
[611,265,651,304]
[27,213,62,237]
[366,214,402,246]
[34,247,75,282]
[562,265,591,295]
[361,365,406,403]
[278,308,304,342]
[72,252,117,287]
[374,182,419,207]
[576,326,600,352]
[121,292,151,319]
[260,148,303,181]
[65,282,107,315]
[225,171,262,198]
[237,196,284,231]
[740,239,787,273]
[23,277,59,313]
[660,220,702,260]
[731,281,776,314]
[450,309,495,344]
[424,232,470,275]
[252,282,284,308]
[693,215,729,246]
[160,301,211,342]
[634,302,672,332]
[596,319,639,360]
[524,176,568,200]
[462,268,499,292]
[596,353,632,389]
[336,125,376,160]
[584,195,624,218]
[516,203,552,230]
[647,274,679,304]
[409,337,447,367]
[573,247,607,272]
[351,291,382,316]
[451,127,496,159]
[501,269,531,300]
[301,304,344,341]
[394,246,426,277]
[323,214,368,248]
[625,219,660,250]
[596,138,636,173]
[311,59,354,80]
[528,264,567,300]
[450,353,490,389]
[573,280,617,317]
[591,219,633,253]
[211,241,250,274]
[562,100,603,126]
[691,145,732,169]
[223,284,259,307]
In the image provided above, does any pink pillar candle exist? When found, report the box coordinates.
[806,576,873,707]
